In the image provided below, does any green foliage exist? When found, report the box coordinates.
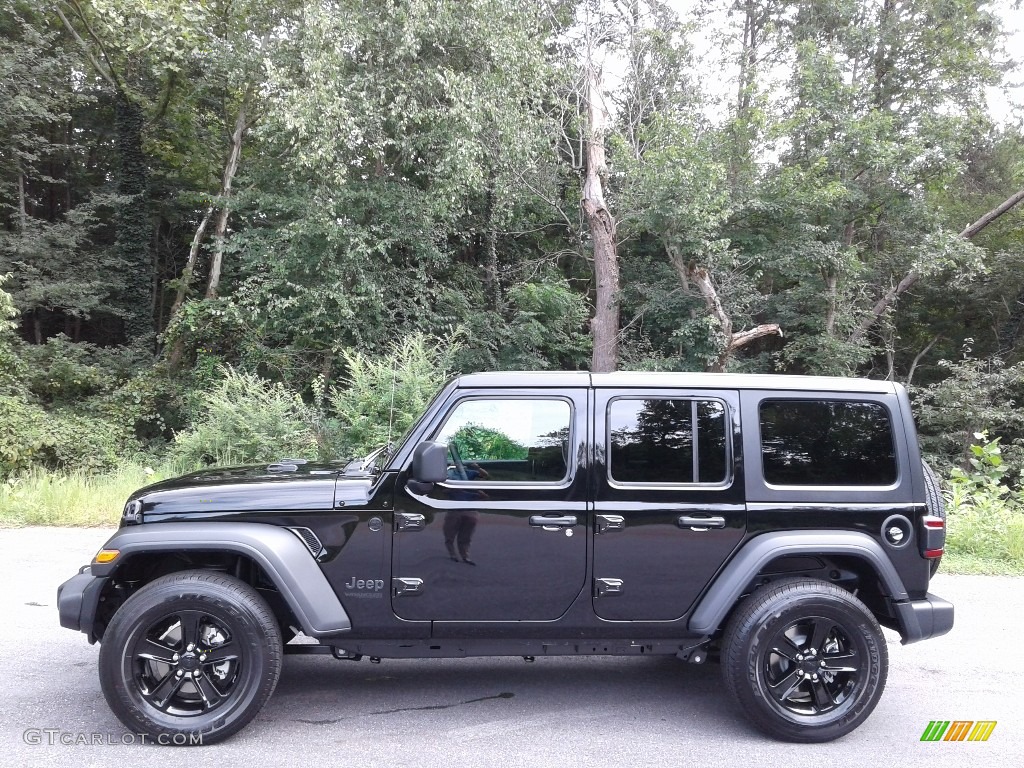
[946,433,1024,572]
[0,394,47,476]
[451,424,527,461]
[327,333,458,457]
[100,365,189,447]
[914,355,1024,468]
[0,273,24,393]
[500,280,591,370]
[18,335,124,404]
[171,366,320,466]
[0,394,126,478]
[160,298,251,368]
[0,0,1022,509]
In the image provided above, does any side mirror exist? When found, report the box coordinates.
[411,441,448,484]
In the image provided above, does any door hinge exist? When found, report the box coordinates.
[595,514,625,534]
[594,577,624,597]
[395,512,426,531]
[392,577,424,597]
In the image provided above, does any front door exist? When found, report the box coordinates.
[392,390,589,622]
[592,389,746,621]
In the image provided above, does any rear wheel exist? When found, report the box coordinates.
[721,578,888,742]
[98,570,282,745]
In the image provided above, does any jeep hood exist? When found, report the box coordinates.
[127,464,372,519]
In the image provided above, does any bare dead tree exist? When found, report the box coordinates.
[668,248,781,372]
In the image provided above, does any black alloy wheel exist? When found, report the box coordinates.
[99,570,282,745]
[721,577,888,742]
[131,608,241,716]
[760,614,863,719]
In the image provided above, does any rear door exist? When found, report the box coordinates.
[592,389,746,621]
[391,388,589,622]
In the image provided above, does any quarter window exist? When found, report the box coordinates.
[434,398,571,483]
[608,398,728,484]
[759,400,897,486]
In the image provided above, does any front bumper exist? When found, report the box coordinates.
[895,592,954,645]
[57,565,107,643]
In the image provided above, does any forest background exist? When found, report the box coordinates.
[1,0,1023,572]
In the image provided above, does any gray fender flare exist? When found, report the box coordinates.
[688,530,908,635]
[92,522,351,636]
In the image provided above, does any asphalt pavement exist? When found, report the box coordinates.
[1,527,1020,768]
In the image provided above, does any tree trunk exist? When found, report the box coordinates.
[582,61,619,373]
[205,100,248,300]
[112,94,153,344]
[850,186,1024,343]
[906,335,940,386]
[17,169,27,236]
[165,205,213,370]
[482,187,501,310]
[669,250,781,372]
[173,206,214,316]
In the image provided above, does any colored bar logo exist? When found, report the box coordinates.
[921,721,997,742]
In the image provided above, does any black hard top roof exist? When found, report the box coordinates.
[454,371,899,394]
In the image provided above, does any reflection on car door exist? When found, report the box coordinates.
[592,389,746,621]
[392,390,590,623]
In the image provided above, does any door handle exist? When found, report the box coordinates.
[677,515,726,530]
[529,515,577,528]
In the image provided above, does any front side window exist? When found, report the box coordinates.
[434,398,571,483]
[759,399,897,486]
[608,398,728,485]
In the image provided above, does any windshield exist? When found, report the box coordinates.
[382,377,454,470]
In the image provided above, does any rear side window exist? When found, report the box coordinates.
[608,398,728,485]
[759,400,897,486]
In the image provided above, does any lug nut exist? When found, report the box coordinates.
[199,654,206,661]
[187,643,195,652]
[796,670,804,677]
[172,653,179,661]
[176,670,183,677]
[820,660,826,667]
[811,674,819,681]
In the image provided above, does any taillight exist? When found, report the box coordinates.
[921,515,945,559]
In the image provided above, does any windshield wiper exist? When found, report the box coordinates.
[348,442,392,474]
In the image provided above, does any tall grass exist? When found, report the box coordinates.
[0,464,170,527]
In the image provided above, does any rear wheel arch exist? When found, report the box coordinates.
[690,532,908,637]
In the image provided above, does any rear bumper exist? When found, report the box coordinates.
[57,566,106,643]
[895,593,954,645]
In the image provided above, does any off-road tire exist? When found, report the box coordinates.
[98,570,282,745]
[922,460,946,576]
[721,577,888,743]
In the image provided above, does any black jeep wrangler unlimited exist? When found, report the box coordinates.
[58,372,951,744]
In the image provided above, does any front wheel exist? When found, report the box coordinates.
[98,570,282,745]
[721,578,888,742]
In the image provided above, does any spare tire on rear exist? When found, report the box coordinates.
[921,460,945,576]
